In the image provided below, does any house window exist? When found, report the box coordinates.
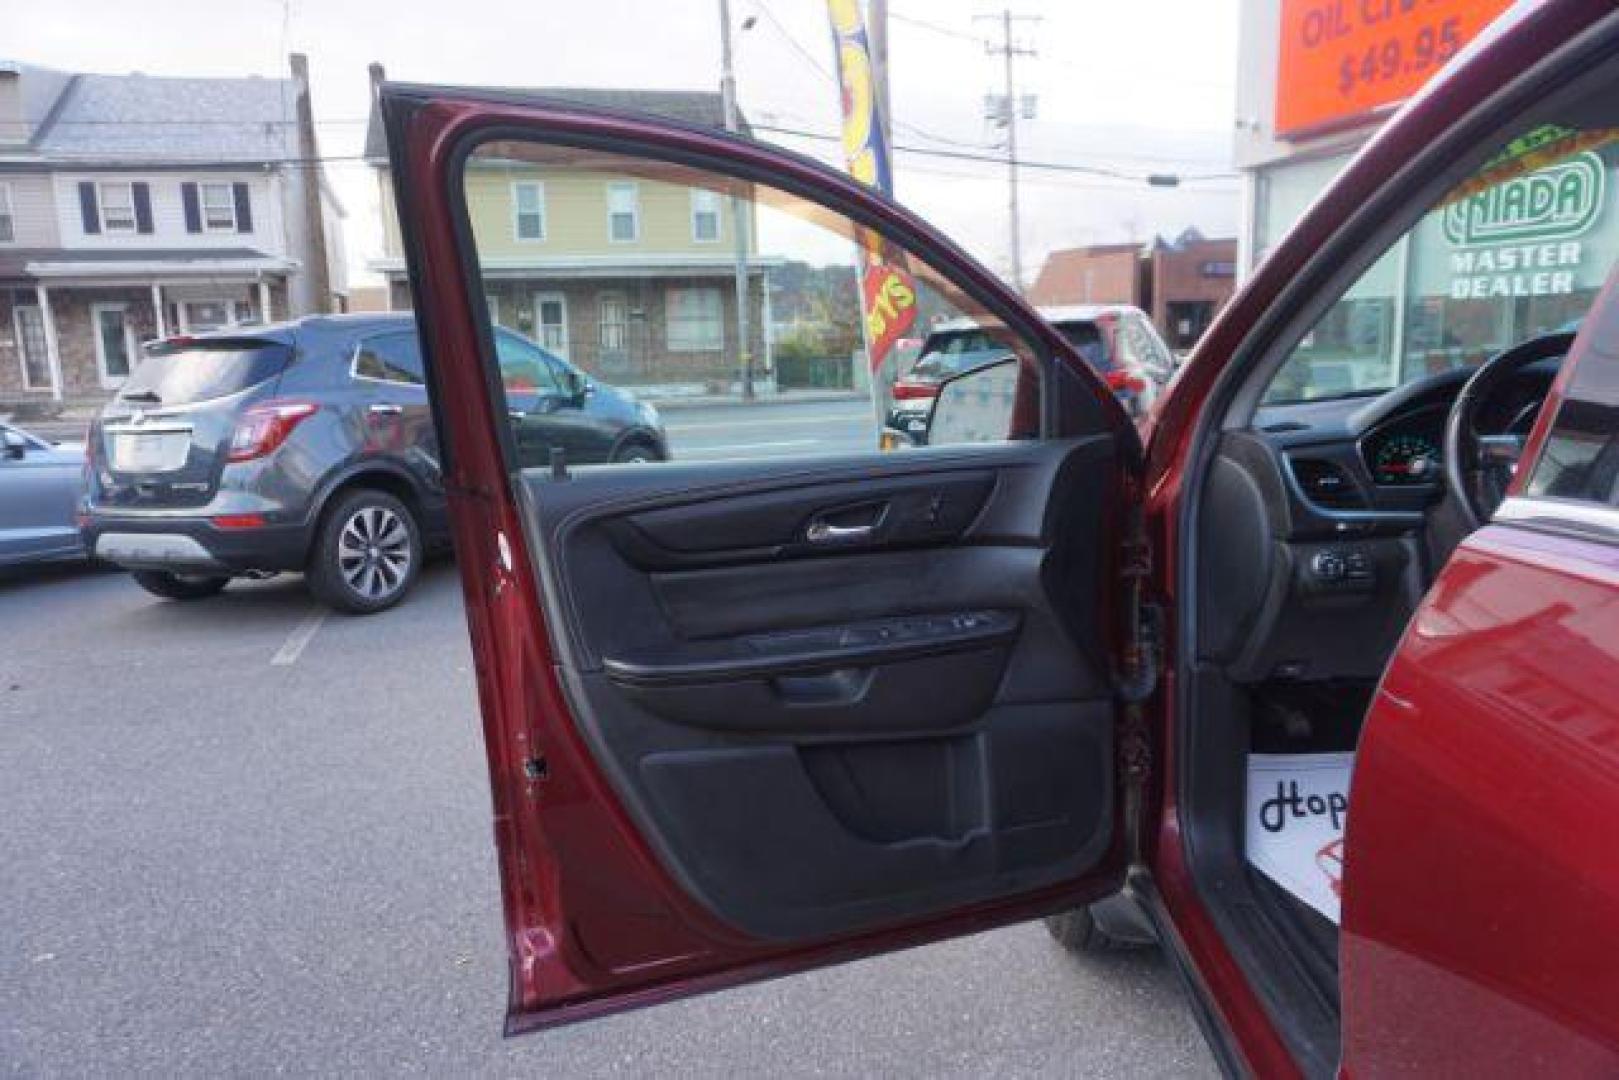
[607,182,640,243]
[200,183,237,231]
[99,182,136,233]
[600,292,628,353]
[15,305,51,390]
[691,189,721,243]
[487,294,501,326]
[513,182,545,241]
[0,184,14,244]
[666,287,724,352]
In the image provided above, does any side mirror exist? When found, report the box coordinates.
[564,368,593,401]
[2,429,26,460]
[923,358,1020,447]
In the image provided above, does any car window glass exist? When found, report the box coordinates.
[1054,321,1108,372]
[1525,302,1619,507]
[353,331,426,386]
[495,331,565,394]
[448,139,1047,465]
[1264,125,1619,404]
[118,341,293,406]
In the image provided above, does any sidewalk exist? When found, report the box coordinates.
[639,387,865,410]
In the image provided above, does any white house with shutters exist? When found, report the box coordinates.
[0,56,348,413]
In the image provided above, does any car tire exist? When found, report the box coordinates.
[612,438,662,464]
[306,489,421,615]
[130,570,231,601]
[1044,904,1144,956]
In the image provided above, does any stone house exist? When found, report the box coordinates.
[0,56,347,417]
[364,72,773,390]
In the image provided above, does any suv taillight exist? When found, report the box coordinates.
[1104,369,1147,395]
[892,380,939,401]
[228,400,318,463]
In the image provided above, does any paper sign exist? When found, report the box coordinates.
[1245,752,1354,924]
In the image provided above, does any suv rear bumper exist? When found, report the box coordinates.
[82,514,310,574]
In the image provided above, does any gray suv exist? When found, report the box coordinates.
[81,313,666,613]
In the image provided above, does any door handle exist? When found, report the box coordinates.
[805,520,877,544]
[368,403,403,416]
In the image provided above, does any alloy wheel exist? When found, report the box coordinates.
[337,505,413,600]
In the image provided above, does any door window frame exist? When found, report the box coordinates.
[532,290,569,358]
[90,301,138,389]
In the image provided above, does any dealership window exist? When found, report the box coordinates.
[99,182,136,233]
[513,181,545,241]
[200,183,237,231]
[667,287,724,352]
[691,189,721,243]
[607,182,640,243]
[1265,127,1619,404]
[0,184,14,243]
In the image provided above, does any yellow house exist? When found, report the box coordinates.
[365,77,773,388]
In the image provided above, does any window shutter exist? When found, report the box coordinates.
[132,182,154,234]
[181,182,202,233]
[78,182,100,234]
[232,182,252,233]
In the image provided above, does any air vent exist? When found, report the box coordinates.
[1290,458,1366,510]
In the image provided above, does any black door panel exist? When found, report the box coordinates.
[517,438,1118,942]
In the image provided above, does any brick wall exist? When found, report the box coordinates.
[1151,239,1237,348]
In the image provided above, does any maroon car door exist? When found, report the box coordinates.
[1341,275,1619,1071]
[378,85,1146,1031]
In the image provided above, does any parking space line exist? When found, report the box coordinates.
[271,608,328,667]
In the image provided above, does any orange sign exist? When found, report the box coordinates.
[1276,0,1513,138]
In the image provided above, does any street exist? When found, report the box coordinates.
[662,395,882,461]
[2,560,1214,1077]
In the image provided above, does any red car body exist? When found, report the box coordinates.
[379,1,1619,1072]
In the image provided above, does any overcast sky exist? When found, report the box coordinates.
[19,0,1241,288]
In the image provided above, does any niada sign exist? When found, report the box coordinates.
[1445,151,1607,300]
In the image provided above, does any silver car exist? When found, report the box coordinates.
[0,422,85,568]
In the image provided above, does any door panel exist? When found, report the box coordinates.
[521,440,1116,942]
[380,84,1137,1030]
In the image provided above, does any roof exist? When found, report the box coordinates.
[363,85,743,161]
[27,72,300,162]
[0,246,288,281]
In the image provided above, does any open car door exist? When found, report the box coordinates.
[379,85,1146,1032]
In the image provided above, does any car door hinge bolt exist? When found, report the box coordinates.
[523,756,549,781]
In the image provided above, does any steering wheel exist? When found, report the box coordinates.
[1443,331,1573,529]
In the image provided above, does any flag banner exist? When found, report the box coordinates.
[826,0,920,383]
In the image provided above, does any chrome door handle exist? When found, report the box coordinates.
[368,403,403,416]
[805,520,876,543]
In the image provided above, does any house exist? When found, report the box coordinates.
[1030,229,1237,350]
[0,55,347,415]
[364,68,772,390]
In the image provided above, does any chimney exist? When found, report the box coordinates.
[290,52,334,314]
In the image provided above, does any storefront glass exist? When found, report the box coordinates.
[1264,126,1619,403]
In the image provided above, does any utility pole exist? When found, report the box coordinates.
[870,0,892,174]
[978,10,1038,294]
[718,0,755,399]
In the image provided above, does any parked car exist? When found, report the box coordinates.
[376,4,1619,1073]
[886,305,1174,443]
[80,313,666,613]
[0,422,86,570]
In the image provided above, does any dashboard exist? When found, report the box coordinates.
[1195,358,1560,686]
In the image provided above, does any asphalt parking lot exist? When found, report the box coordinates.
[2,408,1214,1077]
